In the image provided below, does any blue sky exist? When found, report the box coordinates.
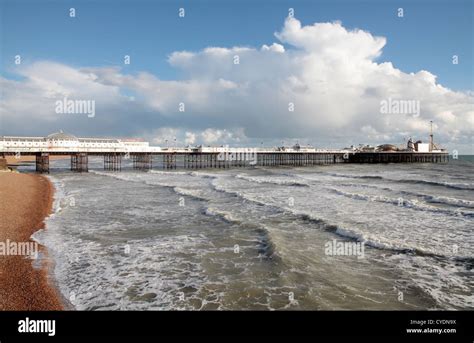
[1,0,472,90]
[0,0,473,152]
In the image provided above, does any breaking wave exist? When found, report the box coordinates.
[327,187,474,218]
[235,174,309,187]
[323,172,474,191]
[211,178,471,259]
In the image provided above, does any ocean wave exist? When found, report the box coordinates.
[399,190,474,209]
[90,170,208,205]
[211,178,282,210]
[293,210,470,260]
[93,171,473,261]
[202,206,277,259]
[173,187,209,201]
[337,182,393,192]
[149,170,191,176]
[189,171,219,179]
[388,254,474,310]
[284,207,439,256]
[203,206,242,224]
[327,173,383,180]
[323,171,474,191]
[149,170,222,179]
[90,170,131,180]
[235,174,309,187]
[211,178,471,259]
[46,175,67,216]
[337,182,474,209]
[397,179,474,191]
[327,187,474,218]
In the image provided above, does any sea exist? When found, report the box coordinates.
[27,156,473,310]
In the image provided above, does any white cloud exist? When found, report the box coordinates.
[147,127,246,146]
[184,131,196,145]
[1,17,472,152]
[200,128,245,144]
[261,43,285,53]
[275,18,386,59]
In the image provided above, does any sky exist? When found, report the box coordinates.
[0,0,473,153]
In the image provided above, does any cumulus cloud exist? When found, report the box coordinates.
[275,19,386,59]
[148,127,246,146]
[1,17,472,152]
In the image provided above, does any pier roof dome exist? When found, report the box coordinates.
[47,130,77,141]
[377,144,398,152]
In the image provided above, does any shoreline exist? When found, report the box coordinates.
[0,172,64,310]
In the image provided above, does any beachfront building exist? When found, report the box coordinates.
[0,131,158,153]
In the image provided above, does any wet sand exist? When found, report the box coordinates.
[0,172,63,310]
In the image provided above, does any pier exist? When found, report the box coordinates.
[0,132,449,173]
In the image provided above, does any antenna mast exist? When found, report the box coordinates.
[429,120,433,152]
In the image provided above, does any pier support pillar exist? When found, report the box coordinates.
[71,153,88,172]
[35,153,49,173]
[132,154,152,171]
[163,153,176,169]
[104,154,121,171]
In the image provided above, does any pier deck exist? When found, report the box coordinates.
[0,132,449,173]
[0,149,449,173]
